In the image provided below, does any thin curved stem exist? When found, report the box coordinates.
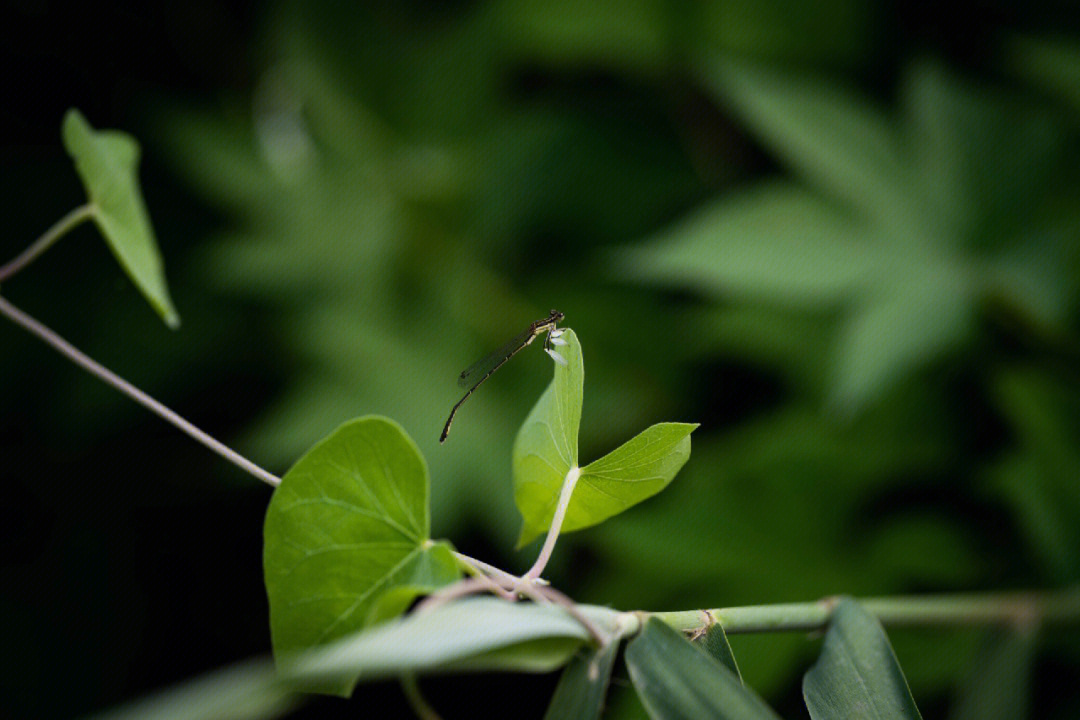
[0,295,282,487]
[400,674,442,720]
[453,551,520,589]
[414,577,503,615]
[523,465,579,581]
[522,583,608,646]
[0,205,94,282]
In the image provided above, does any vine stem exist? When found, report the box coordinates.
[399,674,442,720]
[0,205,94,282]
[0,295,282,488]
[522,464,579,581]
[646,588,1080,635]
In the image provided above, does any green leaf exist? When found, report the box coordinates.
[802,598,922,720]
[1005,35,1080,121]
[626,618,782,720]
[514,327,585,478]
[831,268,972,413]
[543,638,621,720]
[89,659,295,720]
[697,623,743,683]
[363,543,461,626]
[514,330,697,545]
[264,416,459,694]
[286,597,618,692]
[950,629,1038,720]
[61,109,180,328]
[621,183,873,307]
[702,57,914,231]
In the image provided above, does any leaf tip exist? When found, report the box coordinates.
[61,108,88,148]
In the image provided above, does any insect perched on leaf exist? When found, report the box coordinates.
[440,309,567,443]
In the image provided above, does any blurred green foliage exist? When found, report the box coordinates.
[148,2,1080,716]
[5,1,1080,718]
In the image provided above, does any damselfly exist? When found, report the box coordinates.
[440,309,567,443]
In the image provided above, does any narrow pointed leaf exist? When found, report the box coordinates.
[264,416,459,694]
[543,637,621,720]
[626,618,782,720]
[697,623,743,683]
[62,109,180,327]
[802,598,922,720]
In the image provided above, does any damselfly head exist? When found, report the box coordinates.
[549,309,565,323]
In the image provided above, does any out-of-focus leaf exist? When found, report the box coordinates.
[703,57,913,230]
[94,599,620,717]
[905,60,1068,246]
[621,183,872,307]
[986,369,1080,581]
[62,109,179,327]
[627,58,1079,414]
[697,623,743,682]
[286,598,617,692]
[950,629,1038,720]
[264,416,460,695]
[1005,35,1080,120]
[626,618,781,719]
[89,659,296,720]
[514,330,696,545]
[543,638,621,720]
[495,0,670,72]
[803,598,922,720]
[831,267,973,412]
[690,0,880,67]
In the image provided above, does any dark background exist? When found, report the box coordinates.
[2,2,1080,718]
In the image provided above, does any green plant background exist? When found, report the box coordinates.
[2,2,1079,718]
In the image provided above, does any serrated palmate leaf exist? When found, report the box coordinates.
[830,268,972,413]
[543,636,621,720]
[626,618,781,720]
[263,416,460,695]
[701,56,914,232]
[514,329,697,545]
[287,597,619,693]
[802,598,922,720]
[61,109,180,328]
[621,183,872,308]
[697,623,743,683]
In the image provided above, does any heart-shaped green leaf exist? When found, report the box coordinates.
[514,330,697,546]
[626,618,782,719]
[61,109,180,328]
[263,416,459,695]
[802,598,922,720]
